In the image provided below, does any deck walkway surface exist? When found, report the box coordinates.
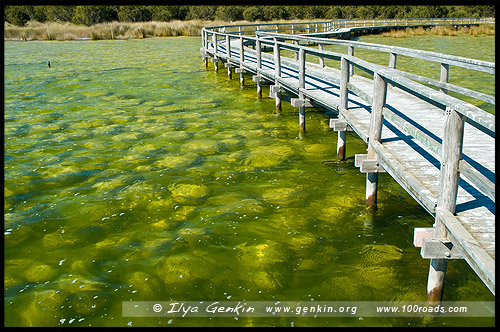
[203,36,495,295]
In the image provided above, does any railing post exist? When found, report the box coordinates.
[337,56,350,161]
[318,43,324,68]
[274,39,282,113]
[440,63,449,94]
[226,34,232,79]
[388,52,397,69]
[348,46,354,76]
[294,40,299,61]
[388,52,397,88]
[365,73,388,209]
[239,35,245,86]
[427,107,465,306]
[340,57,350,112]
[298,48,306,132]
[438,107,465,218]
[202,30,208,67]
[212,33,218,72]
[256,36,262,98]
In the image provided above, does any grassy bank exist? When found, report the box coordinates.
[4,20,213,40]
[4,20,495,41]
[381,24,495,38]
[4,19,324,41]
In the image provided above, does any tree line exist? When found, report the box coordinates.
[4,5,495,27]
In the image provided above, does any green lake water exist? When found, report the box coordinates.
[4,35,495,327]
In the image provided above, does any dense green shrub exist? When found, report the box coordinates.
[243,6,265,22]
[72,6,118,26]
[149,6,188,21]
[3,5,496,26]
[186,6,217,20]
[117,6,152,22]
[44,6,76,22]
[214,6,244,21]
[5,6,31,26]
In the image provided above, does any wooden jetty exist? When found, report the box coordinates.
[200,17,495,304]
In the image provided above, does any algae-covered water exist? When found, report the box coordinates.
[4,36,494,327]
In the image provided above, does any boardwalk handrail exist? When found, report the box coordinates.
[255,31,495,74]
[205,30,496,123]
[256,31,495,105]
[203,29,495,202]
[204,31,495,110]
[208,29,495,109]
[204,16,494,35]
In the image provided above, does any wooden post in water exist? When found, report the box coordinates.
[427,107,464,305]
[440,63,449,94]
[365,73,387,209]
[274,39,282,114]
[337,56,350,160]
[226,34,232,79]
[298,48,306,132]
[256,36,262,98]
[239,35,245,86]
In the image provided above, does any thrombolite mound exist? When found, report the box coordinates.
[154,252,214,286]
[246,145,295,168]
[25,264,58,283]
[181,139,219,156]
[361,244,403,265]
[155,152,199,169]
[21,289,68,327]
[261,185,309,206]
[127,271,162,298]
[235,240,293,291]
[169,182,210,205]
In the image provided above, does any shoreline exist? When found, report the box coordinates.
[381,23,495,38]
[4,21,495,42]
[4,19,323,41]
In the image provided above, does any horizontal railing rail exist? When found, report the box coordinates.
[206,29,495,107]
[204,16,494,35]
[255,31,495,74]
[203,17,495,109]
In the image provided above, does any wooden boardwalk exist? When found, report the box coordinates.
[200,18,495,302]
